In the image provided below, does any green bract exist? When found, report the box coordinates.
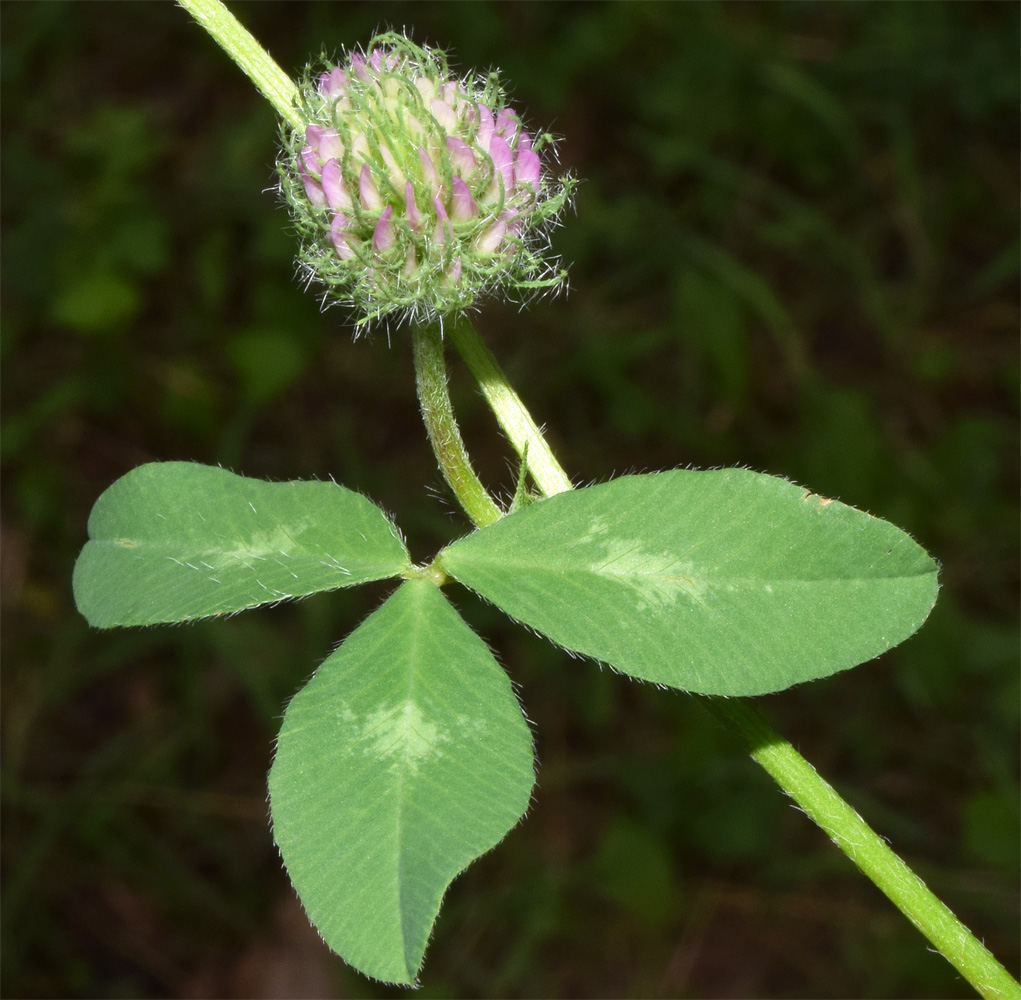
[279,33,577,328]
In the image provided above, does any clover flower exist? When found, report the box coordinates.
[279,32,576,329]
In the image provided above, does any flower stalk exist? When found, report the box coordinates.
[412,324,502,528]
[178,0,302,129]
[699,697,1021,1000]
[447,316,573,498]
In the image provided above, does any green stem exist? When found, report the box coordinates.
[412,324,502,529]
[447,316,573,498]
[456,323,1019,1000]
[179,0,303,130]
[699,697,1020,1000]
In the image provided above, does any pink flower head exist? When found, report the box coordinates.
[299,142,320,175]
[282,32,576,326]
[304,125,325,156]
[366,47,399,75]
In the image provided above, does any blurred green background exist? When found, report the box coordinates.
[2,2,1017,997]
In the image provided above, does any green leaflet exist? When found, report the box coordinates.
[438,469,939,696]
[269,578,535,986]
[73,462,410,626]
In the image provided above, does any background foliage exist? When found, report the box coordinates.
[2,2,1017,997]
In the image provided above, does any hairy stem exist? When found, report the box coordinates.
[412,324,502,529]
[447,317,573,498]
[699,697,1020,1000]
[179,0,303,129]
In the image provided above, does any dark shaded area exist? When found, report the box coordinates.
[2,2,1017,997]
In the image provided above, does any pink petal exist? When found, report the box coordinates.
[298,148,326,207]
[477,219,507,253]
[415,76,437,103]
[446,257,462,286]
[432,196,453,245]
[299,144,319,175]
[404,181,424,230]
[450,176,477,222]
[359,163,382,210]
[504,212,522,242]
[417,147,441,195]
[304,127,332,166]
[320,67,348,97]
[476,104,495,152]
[316,128,343,163]
[516,130,533,155]
[446,136,478,178]
[430,98,457,133]
[489,135,515,196]
[514,148,541,193]
[330,214,356,259]
[321,159,351,210]
[350,52,368,81]
[372,205,395,252]
[301,173,326,208]
[495,109,519,139]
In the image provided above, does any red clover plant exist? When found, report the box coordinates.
[71,2,1020,996]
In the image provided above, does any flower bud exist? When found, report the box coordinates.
[279,32,576,330]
